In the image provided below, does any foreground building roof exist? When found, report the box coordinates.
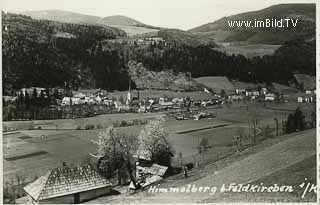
[24,164,112,201]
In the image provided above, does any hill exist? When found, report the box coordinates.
[17,9,102,25]
[128,61,201,91]
[99,15,144,26]
[16,10,161,36]
[190,4,316,45]
[194,76,235,94]
[2,12,129,94]
[157,29,217,47]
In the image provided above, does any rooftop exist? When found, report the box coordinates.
[24,164,112,201]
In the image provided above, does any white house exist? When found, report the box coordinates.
[245,90,259,97]
[261,88,267,95]
[298,96,314,103]
[305,90,312,95]
[265,93,275,101]
[61,97,81,106]
[235,89,246,95]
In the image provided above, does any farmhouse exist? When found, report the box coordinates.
[235,88,246,95]
[20,87,46,96]
[265,93,275,101]
[23,164,112,204]
[61,97,81,106]
[260,88,267,95]
[297,95,315,103]
[245,90,260,97]
[134,163,168,189]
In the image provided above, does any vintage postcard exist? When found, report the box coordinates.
[1,0,318,204]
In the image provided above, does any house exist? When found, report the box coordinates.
[235,88,246,95]
[228,95,244,101]
[23,164,112,204]
[3,96,16,103]
[245,90,260,97]
[305,90,312,95]
[114,101,130,111]
[133,163,168,189]
[61,97,81,106]
[298,95,315,103]
[260,88,267,95]
[73,92,85,99]
[265,93,275,101]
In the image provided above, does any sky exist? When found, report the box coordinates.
[1,0,316,30]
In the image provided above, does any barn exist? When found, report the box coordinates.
[23,164,112,204]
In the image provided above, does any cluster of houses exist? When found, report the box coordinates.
[297,90,316,103]
[294,74,316,103]
[228,87,276,102]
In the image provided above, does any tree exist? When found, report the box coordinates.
[199,137,209,150]
[294,107,305,131]
[286,113,295,133]
[137,117,174,169]
[220,89,227,98]
[93,127,139,187]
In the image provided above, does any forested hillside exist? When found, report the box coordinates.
[2,12,316,95]
[2,12,129,95]
[190,4,316,44]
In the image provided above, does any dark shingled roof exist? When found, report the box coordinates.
[24,164,112,201]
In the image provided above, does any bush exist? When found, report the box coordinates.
[199,137,209,148]
[120,120,129,127]
[85,124,95,130]
[96,124,103,129]
[37,126,42,130]
[76,125,81,130]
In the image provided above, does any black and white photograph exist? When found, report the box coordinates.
[1,0,318,204]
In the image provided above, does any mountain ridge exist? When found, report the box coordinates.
[189,4,316,44]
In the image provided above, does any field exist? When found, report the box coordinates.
[213,43,281,58]
[194,76,235,94]
[110,25,159,36]
[4,100,311,188]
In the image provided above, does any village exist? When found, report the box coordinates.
[3,74,316,124]
[3,73,317,204]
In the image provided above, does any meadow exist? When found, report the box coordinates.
[4,100,309,187]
